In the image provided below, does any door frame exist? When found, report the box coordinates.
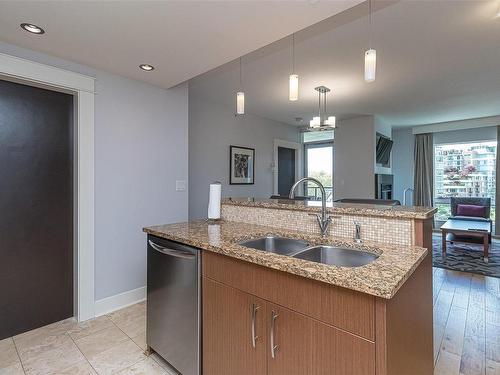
[304,140,334,200]
[0,52,95,322]
[273,139,303,196]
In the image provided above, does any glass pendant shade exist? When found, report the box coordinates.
[236,92,245,115]
[309,116,320,128]
[325,116,336,127]
[364,49,377,82]
[289,74,299,101]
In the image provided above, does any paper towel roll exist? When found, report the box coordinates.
[208,182,222,219]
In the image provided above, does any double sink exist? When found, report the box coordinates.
[238,235,378,268]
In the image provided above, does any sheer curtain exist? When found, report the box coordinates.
[413,133,434,206]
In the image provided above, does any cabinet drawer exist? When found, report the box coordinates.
[203,251,375,340]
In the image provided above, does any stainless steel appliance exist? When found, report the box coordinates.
[147,235,201,375]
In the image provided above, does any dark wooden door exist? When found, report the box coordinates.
[278,146,295,196]
[0,79,74,339]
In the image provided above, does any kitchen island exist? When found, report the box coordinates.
[144,199,436,375]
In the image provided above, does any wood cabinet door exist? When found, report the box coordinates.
[311,320,376,375]
[203,277,267,375]
[266,302,376,375]
[267,303,313,375]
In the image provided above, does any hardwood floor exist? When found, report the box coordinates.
[433,267,500,375]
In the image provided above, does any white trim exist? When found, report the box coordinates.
[94,287,147,317]
[412,115,500,135]
[0,52,95,322]
[273,139,303,196]
[76,91,95,321]
[0,53,94,93]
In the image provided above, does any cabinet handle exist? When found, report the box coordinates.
[270,310,279,358]
[251,303,260,348]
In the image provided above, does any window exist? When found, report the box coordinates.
[434,141,496,222]
[303,130,334,143]
[303,131,334,201]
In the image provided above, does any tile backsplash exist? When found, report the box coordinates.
[221,204,414,246]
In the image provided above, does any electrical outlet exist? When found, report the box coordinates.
[175,180,187,191]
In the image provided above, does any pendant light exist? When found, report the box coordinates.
[364,0,377,82]
[236,57,245,115]
[309,86,336,129]
[289,34,299,101]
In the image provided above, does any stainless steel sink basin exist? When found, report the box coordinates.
[238,235,309,256]
[293,245,378,267]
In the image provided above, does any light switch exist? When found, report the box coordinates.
[175,180,187,191]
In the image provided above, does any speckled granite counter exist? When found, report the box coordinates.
[222,198,437,220]
[143,220,428,299]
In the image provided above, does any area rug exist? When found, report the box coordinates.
[432,234,500,278]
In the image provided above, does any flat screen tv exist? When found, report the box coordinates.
[376,135,393,166]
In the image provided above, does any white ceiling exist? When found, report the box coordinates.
[0,0,363,89]
[189,0,500,127]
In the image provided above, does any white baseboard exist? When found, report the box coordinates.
[94,286,146,317]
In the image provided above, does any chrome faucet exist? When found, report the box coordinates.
[289,177,333,236]
[354,221,362,244]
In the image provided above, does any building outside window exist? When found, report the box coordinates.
[434,141,496,223]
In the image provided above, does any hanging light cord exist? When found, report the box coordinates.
[318,91,321,121]
[239,57,242,89]
[324,91,327,123]
[368,0,372,49]
[292,33,295,74]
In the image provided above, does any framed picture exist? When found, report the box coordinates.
[230,146,255,185]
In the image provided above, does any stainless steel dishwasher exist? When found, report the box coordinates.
[147,235,200,375]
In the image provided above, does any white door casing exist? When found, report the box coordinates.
[0,52,95,321]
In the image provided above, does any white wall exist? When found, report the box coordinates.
[392,127,414,204]
[0,42,189,301]
[189,94,300,219]
[334,115,375,200]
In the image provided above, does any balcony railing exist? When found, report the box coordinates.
[305,186,333,202]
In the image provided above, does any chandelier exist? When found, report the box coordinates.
[309,86,336,129]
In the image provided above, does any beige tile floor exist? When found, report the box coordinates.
[0,301,177,375]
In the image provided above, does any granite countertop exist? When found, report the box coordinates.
[222,198,437,220]
[143,220,428,299]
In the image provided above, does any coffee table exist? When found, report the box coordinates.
[441,219,491,262]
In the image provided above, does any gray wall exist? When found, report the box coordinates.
[0,42,189,300]
[189,94,300,219]
[334,116,375,200]
[392,127,414,204]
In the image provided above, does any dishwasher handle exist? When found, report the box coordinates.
[148,240,196,259]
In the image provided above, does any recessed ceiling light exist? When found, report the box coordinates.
[20,23,45,35]
[139,64,155,71]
